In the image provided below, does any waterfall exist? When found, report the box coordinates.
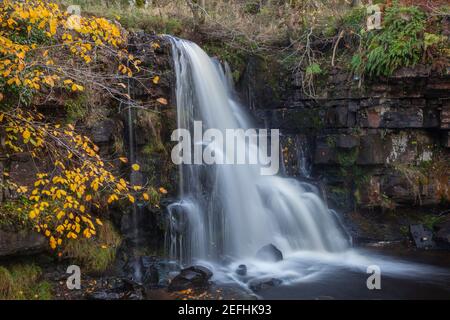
[166,37,349,265]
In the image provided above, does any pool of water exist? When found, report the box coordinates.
[199,247,450,300]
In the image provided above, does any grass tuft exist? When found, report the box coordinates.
[0,264,52,300]
[62,221,121,273]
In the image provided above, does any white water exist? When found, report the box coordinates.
[166,37,450,292]
[167,37,349,262]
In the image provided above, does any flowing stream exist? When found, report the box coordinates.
[165,36,450,296]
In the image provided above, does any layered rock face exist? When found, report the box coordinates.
[240,62,449,213]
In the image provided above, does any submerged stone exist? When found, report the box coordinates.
[256,244,283,262]
[236,264,247,276]
[248,277,282,292]
[168,265,213,292]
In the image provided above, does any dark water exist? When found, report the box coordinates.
[255,247,450,300]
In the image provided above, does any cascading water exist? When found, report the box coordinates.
[163,36,450,296]
[166,36,349,265]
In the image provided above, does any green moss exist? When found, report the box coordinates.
[203,42,247,83]
[62,221,121,273]
[420,214,446,231]
[142,141,165,156]
[0,264,52,300]
[65,95,88,124]
[341,6,367,33]
[351,4,426,77]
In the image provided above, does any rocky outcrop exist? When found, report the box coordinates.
[242,65,450,213]
[0,230,46,257]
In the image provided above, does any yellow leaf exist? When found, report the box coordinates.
[131,164,140,171]
[142,193,149,201]
[152,76,160,84]
[17,186,28,193]
[157,97,168,105]
[127,194,135,203]
[159,187,168,194]
[23,130,31,140]
[96,218,103,226]
[71,84,84,92]
[49,18,57,35]
[119,157,128,163]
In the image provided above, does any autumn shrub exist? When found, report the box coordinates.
[56,0,186,35]
[62,220,121,273]
[0,0,160,252]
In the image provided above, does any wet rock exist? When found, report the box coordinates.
[236,264,247,276]
[357,134,385,165]
[142,256,180,287]
[90,119,116,143]
[325,106,349,127]
[248,277,282,292]
[381,107,423,128]
[314,136,337,165]
[142,264,159,287]
[336,134,359,149]
[87,291,122,300]
[123,256,178,288]
[410,224,435,249]
[256,244,283,262]
[168,265,213,292]
[86,278,145,300]
[442,131,450,148]
[118,278,145,300]
[435,219,450,247]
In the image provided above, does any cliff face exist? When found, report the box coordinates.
[239,59,450,242]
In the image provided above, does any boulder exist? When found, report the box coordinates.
[236,264,247,276]
[168,265,213,292]
[255,244,283,262]
[410,224,435,249]
[248,277,282,292]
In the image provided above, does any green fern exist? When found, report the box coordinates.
[352,4,426,77]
